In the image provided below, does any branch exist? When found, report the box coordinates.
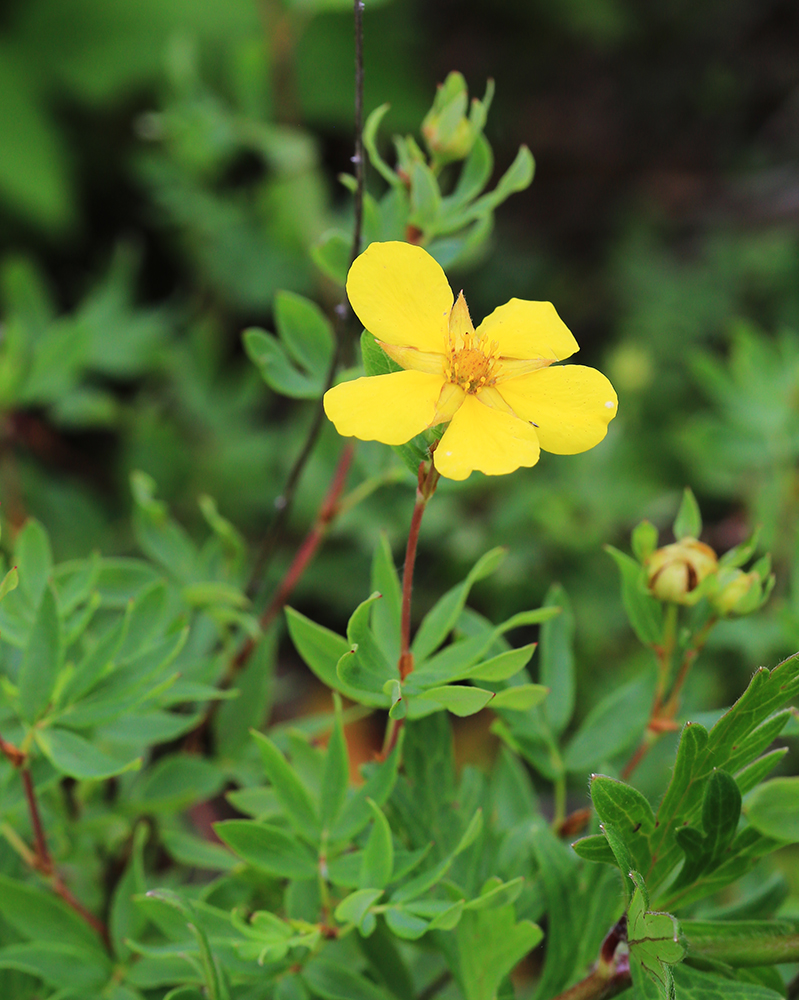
[247,0,367,595]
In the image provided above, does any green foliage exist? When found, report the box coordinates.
[1,4,799,1000]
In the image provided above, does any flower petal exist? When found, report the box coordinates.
[347,242,453,352]
[497,365,618,454]
[324,371,444,445]
[434,395,540,480]
[476,299,578,361]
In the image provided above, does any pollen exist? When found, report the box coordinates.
[444,289,500,393]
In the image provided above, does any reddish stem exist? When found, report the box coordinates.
[21,769,50,873]
[231,443,355,675]
[19,763,110,948]
[398,459,440,680]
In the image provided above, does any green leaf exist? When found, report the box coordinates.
[412,547,506,661]
[649,653,799,894]
[18,583,61,722]
[464,876,524,911]
[701,769,742,860]
[320,694,349,830]
[285,606,389,708]
[591,775,655,872]
[605,545,664,645]
[311,231,350,287]
[408,160,441,234]
[0,942,111,991]
[0,872,106,955]
[384,907,430,940]
[338,592,397,695]
[563,668,655,772]
[214,820,317,879]
[130,472,197,582]
[15,518,53,606]
[0,566,19,603]
[627,873,685,1000]
[632,520,659,563]
[370,534,401,664]
[491,684,548,711]
[462,645,536,683]
[672,964,784,999]
[243,328,320,399]
[571,834,616,865]
[539,584,574,734]
[330,742,401,843]
[673,487,702,541]
[415,685,494,717]
[213,629,275,759]
[133,755,224,813]
[745,777,799,842]
[334,888,383,928]
[301,958,386,1000]
[275,290,334,381]
[34,726,140,779]
[359,800,393,890]
[443,133,493,211]
[250,731,320,843]
[160,830,239,872]
[455,904,542,1000]
[528,819,582,998]
[362,103,401,187]
[59,611,128,707]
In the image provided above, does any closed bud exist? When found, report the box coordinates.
[421,73,494,167]
[646,538,718,605]
[711,567,762,616]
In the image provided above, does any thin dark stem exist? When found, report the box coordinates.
[351,0,365,262]
[231,442,354,679]
[246,0,367,596]
[418,969,452,1000]
[20,764,110,947]
[21,769,49,872]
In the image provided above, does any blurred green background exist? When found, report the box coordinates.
[1,0,798,777]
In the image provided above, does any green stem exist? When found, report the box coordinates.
[683,920,799,967]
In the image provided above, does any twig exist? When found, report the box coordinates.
[233,442,355,677]
[550,917,630,1000]
[399,458,440,680]
[0,734,110,949]
[247,0,367,596]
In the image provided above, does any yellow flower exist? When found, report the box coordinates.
[324,241,618,480]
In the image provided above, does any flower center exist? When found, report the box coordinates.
[444,290,500,394]
[446,345,498,393]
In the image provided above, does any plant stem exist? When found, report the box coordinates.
[21,768,50,874]
[230,442,355,678]
[621,605,716,782]
[12,753,110,948]
[550,917,630,1000]
[246,0,367,595]
[399,459,440,680]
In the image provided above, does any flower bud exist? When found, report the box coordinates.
[711,567,761,616]
[421,73,493,166]
[646,538,718,605]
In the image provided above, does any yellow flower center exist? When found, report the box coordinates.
[446,345,498,393]
[444,290,500,394]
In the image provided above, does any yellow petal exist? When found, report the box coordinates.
[324,371,444,445]
[476,299,578,361]
[434,395,540,480]
[378,341,446,374]
[497,365,618,455]
[346,242,453,352]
